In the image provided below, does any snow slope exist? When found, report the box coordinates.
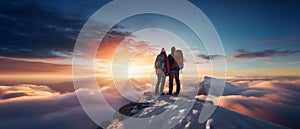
[100,94,288,129]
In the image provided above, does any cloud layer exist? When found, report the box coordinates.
[233,49,300,60]
[1,75,300,129]
[0,82,122,129]
[197,54,225,60]
[216,76,300,129]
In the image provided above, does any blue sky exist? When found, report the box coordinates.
[194,0,300,51]
[194,0,300,76]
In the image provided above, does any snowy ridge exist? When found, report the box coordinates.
[100,94,288,129]
[198,76,245,96]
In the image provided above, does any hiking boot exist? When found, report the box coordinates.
[167,93,172,95]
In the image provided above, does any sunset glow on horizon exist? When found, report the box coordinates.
[0,1,300,129]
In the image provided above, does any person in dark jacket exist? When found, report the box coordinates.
[154,48,170,95]
[168,46,181,95]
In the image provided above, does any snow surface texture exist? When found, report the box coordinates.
[101,94,288,129]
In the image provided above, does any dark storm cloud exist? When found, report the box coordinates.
[197,54,225,60]
[0,0,111,59]
[233,49,300,60]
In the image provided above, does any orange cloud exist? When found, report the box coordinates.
[0,58,71,75]
[0,57,72,83]
[0,84,60,101]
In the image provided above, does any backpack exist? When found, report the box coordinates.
[174,50,184,70]
[155,54,165,70]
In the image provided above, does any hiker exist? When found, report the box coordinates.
[168,46,183,95]
[154,48,170,95]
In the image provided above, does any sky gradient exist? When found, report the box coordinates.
[0,0,299,129]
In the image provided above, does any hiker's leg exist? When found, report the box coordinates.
[169,71,175,94]
[155,74,161,94]
[160,74,166,94]
[175,70,181,94]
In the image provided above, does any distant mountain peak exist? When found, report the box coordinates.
[198,76,244,96]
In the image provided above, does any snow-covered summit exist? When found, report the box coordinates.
[198,76,245,96]
[100,92,288,129]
